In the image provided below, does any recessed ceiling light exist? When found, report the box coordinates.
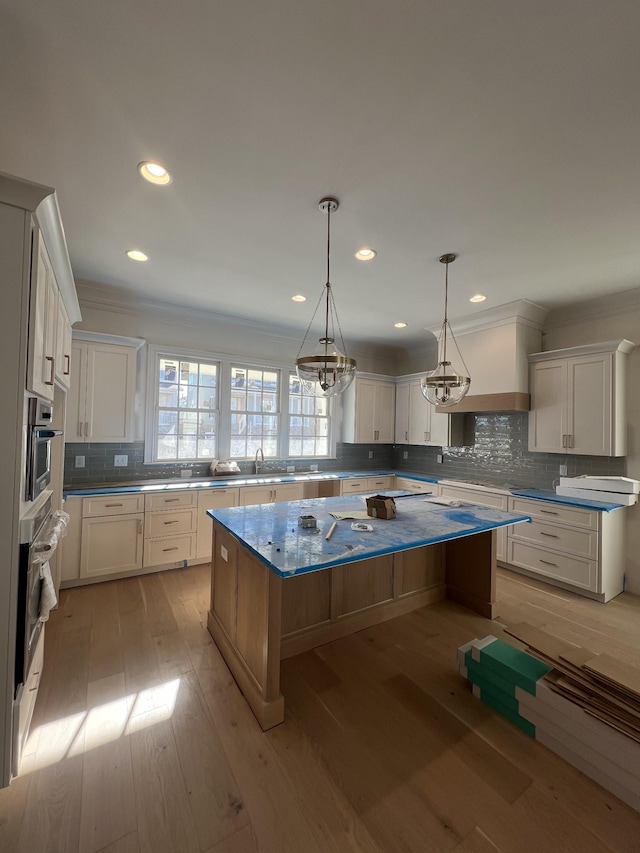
[137,161,172,185]
[355,247,377,261]
[291,294,307,302]
[470,294,486,303]
[127,249,148,262]
[394,322,408,328]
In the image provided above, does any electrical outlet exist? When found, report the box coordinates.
[286,464,295,473]
[559,463,567,476]
[368,450,373,459]
[436,454,443,464]
[114,454,128,467]
[310,463,318,472]
[180,468,193,478]
[403,451,408,460]
[75,455,85,468]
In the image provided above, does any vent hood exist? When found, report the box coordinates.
[432,300,548,414]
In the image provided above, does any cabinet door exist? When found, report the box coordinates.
[55,299,72,389]
[354,379,377,443]
[273,483,304,502]
[375,382,396,442]
[408,380,430,444]
[528,359,568,453]
[240,485,275,506]
[568,354,612,455]
[196,488,239,559]
[394,381,410,444]
[84,343,137,442]
[66,341,87,442]
[27,235,57,401]
[80,513,144,578]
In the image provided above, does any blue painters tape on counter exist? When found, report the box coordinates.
[511,489,624,512]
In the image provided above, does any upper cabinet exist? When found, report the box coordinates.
[528,340,635,456]
[66,337,138,443]
[342,377,395,443]
[54,297,72,389]
[395,378,464,447]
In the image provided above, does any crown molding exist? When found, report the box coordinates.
[544,286,640,329]
[426,299,548,337]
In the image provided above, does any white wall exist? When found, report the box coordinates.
[544,288,640,594]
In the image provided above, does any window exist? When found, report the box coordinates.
[288,373,329,457]
[230,366,279,458]
[155,355,219,461]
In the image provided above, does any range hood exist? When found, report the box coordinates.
[430,300,547,414]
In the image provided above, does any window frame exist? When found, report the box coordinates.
[145,344,338,463]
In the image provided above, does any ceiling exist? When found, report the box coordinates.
[2,0,640,348]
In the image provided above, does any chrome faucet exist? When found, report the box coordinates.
[254,447,264,474]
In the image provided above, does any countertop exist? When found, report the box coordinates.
[207,493,532,578]
[62,470,626,511]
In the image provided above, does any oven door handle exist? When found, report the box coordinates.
[34,429,64,438]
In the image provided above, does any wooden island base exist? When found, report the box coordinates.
[207,521,497,730]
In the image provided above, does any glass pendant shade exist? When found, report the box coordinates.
[420,253,471,407]
[295,197,356,398]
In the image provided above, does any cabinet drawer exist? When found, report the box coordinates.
[82,494,145,517]
[341,479,368,494]
[510,519,598,560]
[145,491,198,511]
[508,540,598,592]
[368,476,393,491]
[509,496,598,530]
[394,477,435,494]
[144,533,196,566]
[145,508,197,538]
[440,485,508,511]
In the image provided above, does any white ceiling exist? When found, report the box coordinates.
[2,0,640,347]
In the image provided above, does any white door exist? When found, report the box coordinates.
[375,382,396,442]
[394,381,410,444]
[568,354,612,455]
[355,379,377,443]
[80,514,144,578]
[528,359,567,453]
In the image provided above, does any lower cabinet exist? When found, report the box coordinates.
[196,488,240,560]
[340,475,394,495]
[505,495,625,602]
[80,512,144,579]
[240,482,304,506]
[394,476,437,494]
[143,492,197,566]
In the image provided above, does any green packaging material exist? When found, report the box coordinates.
[464,651,517,697]
[477,686,536,738]
[473,638,552,696]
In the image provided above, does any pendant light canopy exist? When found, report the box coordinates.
[295,198,356,397]
[421,253,471,407]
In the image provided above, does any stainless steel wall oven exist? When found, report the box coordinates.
[25,397,63,502]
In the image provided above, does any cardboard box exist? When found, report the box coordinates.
[366,494,396,519]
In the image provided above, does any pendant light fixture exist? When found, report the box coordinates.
[295,197,357,397]
[421,253,471,407]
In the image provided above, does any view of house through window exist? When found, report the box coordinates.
[156,357,218,460]
[230,366,279,458]
[288,374,329,457]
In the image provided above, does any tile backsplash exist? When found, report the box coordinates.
[64,412,625,489]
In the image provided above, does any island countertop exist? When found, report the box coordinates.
[207,493,531,579]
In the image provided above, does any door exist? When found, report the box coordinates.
[27,235,57,402]
[394,381,410,444]
[375,382,396,442]
[408,380,430,444]
[568,354,612,455]
[355,379,377,442]
[80,514,144,578]
[528,359,567,453]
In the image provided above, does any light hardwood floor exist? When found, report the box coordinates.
[2,564,640,853]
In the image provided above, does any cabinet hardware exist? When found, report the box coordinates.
[45,355,55,385]
[164,498,180,503]
[85,421,90,437]
[138,519,143,534]
[540,531,559,538]
[162,546,179,552]
[105,503,123,507]
[78,420,83,436]
[539,559,559,567]
[405,431,408,441]
[163,520,179,525]
[64,353,71,375]
[569,434,574,448]
[540,509,558,515]
[562,434,567,447]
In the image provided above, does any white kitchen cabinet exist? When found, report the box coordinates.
[340,475,394,495]
[80,513,144,579]
[196,488,240,559]
[505,495,626,602]
[395,378,464,447]
[143,491,197,567]
[240,482,305,506]
[342,377,395,443]
[54,297,72,389]
[66,339,137,443]
[438,481,509,561]
[26,232,58,402]
[528,341,634,457]
[393,476,436,494]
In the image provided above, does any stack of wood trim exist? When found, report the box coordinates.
[458,627,640,813]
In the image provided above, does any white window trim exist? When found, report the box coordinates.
[144,344,339,463]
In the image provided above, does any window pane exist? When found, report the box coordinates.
[230,438,246,457]
[230,365,280,458]
[158,435,177,459]
[199,364,217,388]
[262,392,277,412]
[289,396,301,415]
[287,371,329,458]
[289,439,302,456]
[247,390,261,412]
[230,390,245,410]
[159,384,178,408]
[199,388,217,409]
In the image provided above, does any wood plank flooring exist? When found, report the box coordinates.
[2,564,640,852]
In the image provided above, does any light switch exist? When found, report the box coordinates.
[75,455,85,468]
[221,545,228,562]
[114,455,128,467]
[403,451,408,460]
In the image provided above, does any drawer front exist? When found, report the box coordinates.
[367,476,393,491]
[197,488,240,510]
[510,519,598,560]
[508,540,598,592]
[509,496,598,530]
[394,477,435,494]
[144,533,196,566]
[440,485,508,511]
[145,491,198,511]
[341,479,368,494]
[83,494,145,517]
[145,508,197,538]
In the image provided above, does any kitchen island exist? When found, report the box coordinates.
[206,493,531,729]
